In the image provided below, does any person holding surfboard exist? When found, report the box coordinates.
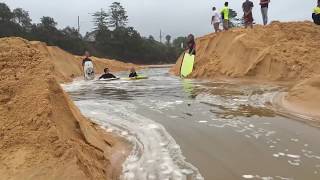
[82,51,95,80]
[99,68,117,80]
[186,34,196,55]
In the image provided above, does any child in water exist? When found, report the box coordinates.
[186,34,196,55]
[129,67,138,78]
[99,68,116,79]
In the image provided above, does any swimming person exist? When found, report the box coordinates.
[312,0,320,25]
[211,7,221,33]
[129,67,138,78]
[260,0,270,25]
[242,0,254,28]
[221,2,230,31]
[186,34,196,55]
[99,68,117,80]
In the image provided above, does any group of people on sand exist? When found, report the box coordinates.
[81,51,138,80]
[211,0,271,32]
[211,0,320,32]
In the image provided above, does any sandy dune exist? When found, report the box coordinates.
[0,37,131,180]
[172,21,320,122]
[30,41,136,82]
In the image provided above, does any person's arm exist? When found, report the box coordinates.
[211,16,214,25]
[111,74,116,78]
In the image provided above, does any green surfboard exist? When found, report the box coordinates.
[180,53,195,78]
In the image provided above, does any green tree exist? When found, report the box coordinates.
[229,9,242,28]
[40,16,57,28]
[107,2,128,29]
[92,9,109,31]
[173,36,187,49]
[165,35,171,46]
[0,3,12,21]
[12,8,32,29]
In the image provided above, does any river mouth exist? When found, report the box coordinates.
[63,68,320,180]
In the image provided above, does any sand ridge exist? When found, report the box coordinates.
[0,37,131,180]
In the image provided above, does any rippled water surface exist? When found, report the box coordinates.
[63,68,320,180]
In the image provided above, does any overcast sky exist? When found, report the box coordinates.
[3,0,317,40]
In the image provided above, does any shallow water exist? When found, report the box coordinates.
[63,68,320,180]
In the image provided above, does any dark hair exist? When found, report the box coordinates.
[212,7,216,11]
[104,68,109,73]
[225,2,229,6]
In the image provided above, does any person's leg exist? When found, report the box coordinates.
[214,23,218,32]
[261,7,268,25]
[225,20,229,30]
[264,7,268,25]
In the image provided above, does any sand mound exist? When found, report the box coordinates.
[172,22,320,81]
[0,37,129,179]
[281,75,320,121]
[30,41,136,82]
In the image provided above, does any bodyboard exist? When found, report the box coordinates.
[84,61,95,80]
[180,53,195,78]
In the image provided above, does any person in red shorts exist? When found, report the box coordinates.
[242,0,254,28]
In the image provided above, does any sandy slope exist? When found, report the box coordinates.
[171,21,320,122]
[172,22,320,81]
[281,76,320,121]
[30,41,136,82]
[0,37,130,180]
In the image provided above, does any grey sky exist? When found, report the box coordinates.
[3,0,317,40]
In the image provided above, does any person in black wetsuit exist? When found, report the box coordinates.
[129,67,138,78]
[186,34,196,55]
[99,68,116,79]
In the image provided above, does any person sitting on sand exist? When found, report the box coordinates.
[312,0,320,25]
[243,0,254,28]
[129,67,138,78]
[211,7,221,33]
[221,2,230,31]
[99,68,116,80]
[186,34,196,55]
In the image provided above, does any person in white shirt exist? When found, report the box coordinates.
[211,7,221,32]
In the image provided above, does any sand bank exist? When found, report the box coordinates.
[0,37,132,179]
[171,21,320,123]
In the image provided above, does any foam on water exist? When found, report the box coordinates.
[63,78,203,180]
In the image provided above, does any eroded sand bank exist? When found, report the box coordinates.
[0,37,133,179]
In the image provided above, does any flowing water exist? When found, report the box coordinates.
[63,68,320,180]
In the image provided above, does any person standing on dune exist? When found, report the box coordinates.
[243,0,254,28]
[260,0,270,25]
[312,0,320,25]
[221,2,230,31]
[211,7,221,33]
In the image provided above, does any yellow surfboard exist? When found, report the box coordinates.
[180,53,195,78]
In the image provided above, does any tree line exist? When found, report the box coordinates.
[0,2,187,64]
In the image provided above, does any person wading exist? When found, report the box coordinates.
[242,0,254,28]
[211,7,221,33]
[221,2,230,31]
[312,0,320,25]
[260,0,270,25]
